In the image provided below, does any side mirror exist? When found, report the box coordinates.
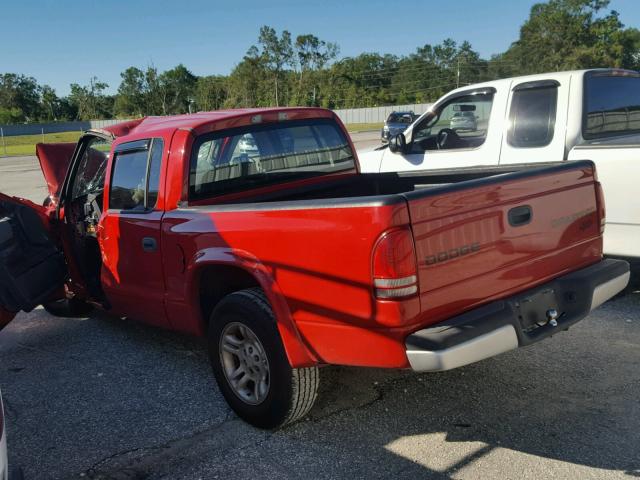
[389,133,408,154]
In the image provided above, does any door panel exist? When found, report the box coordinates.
[0,194,66,319]
[568,146,640,257]
[99,212,168,327]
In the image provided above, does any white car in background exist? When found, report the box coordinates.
[449,110,477,131]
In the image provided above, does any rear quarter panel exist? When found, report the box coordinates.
[569,145,640,257]
[161,199,421,368]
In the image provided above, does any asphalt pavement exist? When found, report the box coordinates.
[0,134,638,479]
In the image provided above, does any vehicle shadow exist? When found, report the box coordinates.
[295,287,640,478]
[1,290,638,479]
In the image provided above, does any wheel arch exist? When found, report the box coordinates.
[188,248,317,368]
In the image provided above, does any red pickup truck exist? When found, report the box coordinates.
[0,108,629,428]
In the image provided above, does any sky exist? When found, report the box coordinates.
[1,0,639,96]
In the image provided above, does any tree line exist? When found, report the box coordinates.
[1,0,639,124]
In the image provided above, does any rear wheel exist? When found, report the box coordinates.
[208,288,319,429]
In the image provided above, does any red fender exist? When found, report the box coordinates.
[188,247,318,368]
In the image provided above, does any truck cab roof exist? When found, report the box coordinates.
[435,68,637,103]
[101,107,336,140]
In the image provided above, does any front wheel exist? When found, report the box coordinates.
[43,297,93,317]
[208,288,319,429]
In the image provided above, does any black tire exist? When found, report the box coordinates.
[208,288,319,429]
[43,297,93,317]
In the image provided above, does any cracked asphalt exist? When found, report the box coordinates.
[0,143,639,479]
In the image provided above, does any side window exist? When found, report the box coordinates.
[109,139,163,211]
[583,72,640,139]
[71,136,112,200]
[412,91,494,152]
[508,84,558,148]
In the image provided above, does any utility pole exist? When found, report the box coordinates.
[456,57,460,89]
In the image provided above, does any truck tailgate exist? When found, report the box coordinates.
[405,161,603,327]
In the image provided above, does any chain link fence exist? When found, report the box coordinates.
[0,119,132,157]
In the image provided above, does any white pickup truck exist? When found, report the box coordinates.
[358,69,640,258]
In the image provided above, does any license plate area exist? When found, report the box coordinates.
[514,288,561,333]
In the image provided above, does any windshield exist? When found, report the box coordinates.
[71,136,112,200]
[190,118,356,200]
[387,113,413,124]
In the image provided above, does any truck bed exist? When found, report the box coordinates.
[196,162,567,206]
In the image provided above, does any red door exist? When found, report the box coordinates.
[99,211,168,327]
[0,192,67,330]
[98,137,170,328]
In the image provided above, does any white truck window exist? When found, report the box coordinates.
[583,71,640,139]
[412,91,494,152]
[508,84,558,148]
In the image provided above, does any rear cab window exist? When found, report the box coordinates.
[190,118,356,200]
[583,70,640,140]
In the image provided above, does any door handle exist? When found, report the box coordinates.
[142,237,157,252]
[508,205,532,227]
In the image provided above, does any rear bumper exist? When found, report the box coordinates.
[405,259,630,372]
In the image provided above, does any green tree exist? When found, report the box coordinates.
[56,97,78,121]
[158,64,197,114]
[0,107,23,124]
[40,85,59,120]
[225,45,270,108]
[0,73,42,122]
[195,75,228,111]
[293,34,339,105]
[114,67,146,117]
[68,77,111,120]
[258,26,294,106]
[497,0,635,74]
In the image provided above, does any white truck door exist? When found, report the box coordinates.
[379,86,506,172]
[567,70,640,258]
[499,77,569,165]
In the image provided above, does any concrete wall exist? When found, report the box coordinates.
[333,103,432,125]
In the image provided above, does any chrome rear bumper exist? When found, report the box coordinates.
[406,259,629,372]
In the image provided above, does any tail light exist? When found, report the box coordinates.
[372,228,418,299]
[595,181,606,234]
